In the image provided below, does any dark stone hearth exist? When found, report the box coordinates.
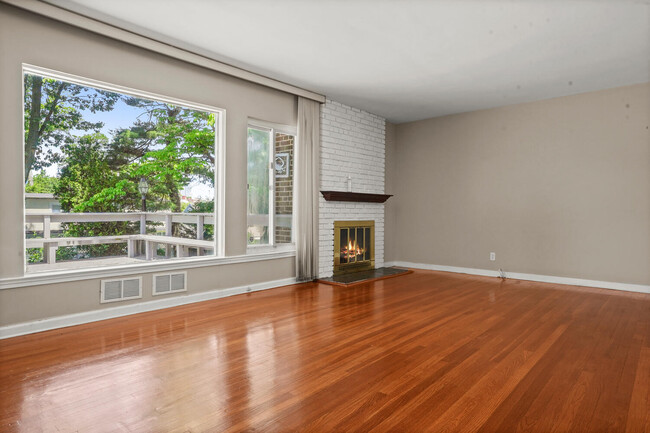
[317,267,411,286]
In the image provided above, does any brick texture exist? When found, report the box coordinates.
[275,133,294,243]
[319,99,386,277]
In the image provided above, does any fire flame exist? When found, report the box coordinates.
[341,239,365,260]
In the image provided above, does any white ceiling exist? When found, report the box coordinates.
[45,0,650,123]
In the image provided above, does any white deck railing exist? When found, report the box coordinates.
[25,212,215,264]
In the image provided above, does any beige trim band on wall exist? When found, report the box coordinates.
[1,0,326,103]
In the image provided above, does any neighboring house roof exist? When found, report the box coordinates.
[25,193,56,199]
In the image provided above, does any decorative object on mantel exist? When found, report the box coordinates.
[320,191,393,203]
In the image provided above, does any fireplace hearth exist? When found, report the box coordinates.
[334,220,375,275]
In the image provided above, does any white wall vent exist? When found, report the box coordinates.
[100,277,142,303]
[153,271,187,296]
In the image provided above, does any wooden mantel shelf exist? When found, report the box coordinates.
[320,191,393,203]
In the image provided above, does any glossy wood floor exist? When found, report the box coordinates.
[1,270,649,432]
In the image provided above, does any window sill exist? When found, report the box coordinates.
[0,249,296,290]
[246,243,296,254]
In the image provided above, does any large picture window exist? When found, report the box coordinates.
[247,121,295,247]
[23,66,224,273]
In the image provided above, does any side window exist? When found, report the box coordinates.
[247,126,271,245]
[247,123,295,247]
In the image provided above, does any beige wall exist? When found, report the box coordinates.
[388,83,650,285]
[0,5,297,326]
[0,258,294,327]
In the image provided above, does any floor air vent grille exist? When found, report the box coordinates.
[100,277,142,303]
[153,271,187,296]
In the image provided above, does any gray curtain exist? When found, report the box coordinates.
[295,97,320,281]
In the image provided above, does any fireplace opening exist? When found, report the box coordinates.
[334,220,375,275]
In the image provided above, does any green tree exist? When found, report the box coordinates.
[23,74,120,182]
[109,98,215,214]
[25,171,59,193]
[54,134,138,258]
[56,134,133,212]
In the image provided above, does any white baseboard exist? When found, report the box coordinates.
[0,277,297,340]
[384,261,650,294]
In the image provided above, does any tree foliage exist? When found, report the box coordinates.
[116,98,215,213]
[54,134,137,258]
[24,74,120,182]
[25,171,59,193]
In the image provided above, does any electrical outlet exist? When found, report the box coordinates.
[490,252,496,261]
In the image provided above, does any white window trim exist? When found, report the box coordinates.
[0,249,296,290]
[246,119,297,252]
[246,243,296,253]
[248,118,298,136]
[21,64,227,276]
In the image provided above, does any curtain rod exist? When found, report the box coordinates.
[1,0,326,103]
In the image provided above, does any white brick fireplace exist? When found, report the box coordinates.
[319,99,386,278]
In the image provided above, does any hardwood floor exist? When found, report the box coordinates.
[1,270,648,432]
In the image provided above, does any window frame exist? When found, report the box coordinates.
[20,64,227,276]
[246,118,297,251]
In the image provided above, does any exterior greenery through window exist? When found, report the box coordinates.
[23,68,221,272]
[247,123,295,246]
